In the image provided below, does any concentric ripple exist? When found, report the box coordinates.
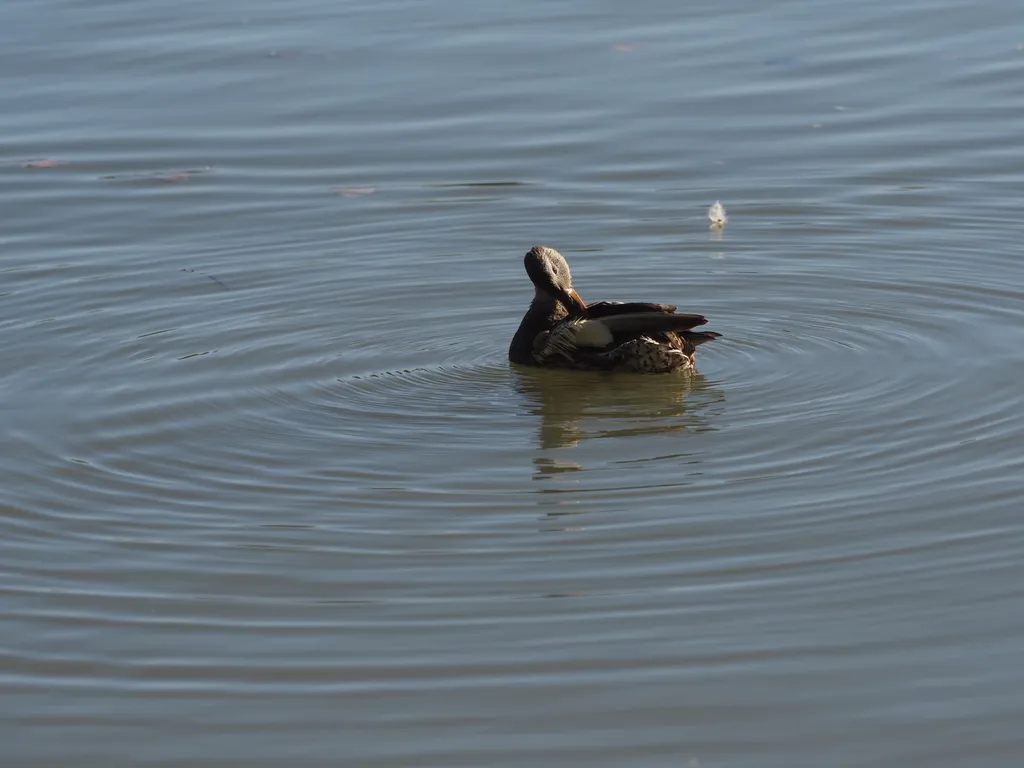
[5,0,1024,764]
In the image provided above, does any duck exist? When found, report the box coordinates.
[508,246,720,373]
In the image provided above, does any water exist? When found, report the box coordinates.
[3,0,1023,765]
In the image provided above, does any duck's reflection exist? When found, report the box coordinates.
[512,366,725,528]
[514,367,721,451]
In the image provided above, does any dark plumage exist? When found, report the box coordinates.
[508,246,720,373]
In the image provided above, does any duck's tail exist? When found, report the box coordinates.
[681,330,722,347]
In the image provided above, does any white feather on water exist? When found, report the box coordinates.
[708,200,727,228]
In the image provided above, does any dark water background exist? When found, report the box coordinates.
[3,0,1023,765]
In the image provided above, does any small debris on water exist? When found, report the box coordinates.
[265,49,303,59]
[708,200,727,228]
[181,268,230,291]
[100,167,212,184]
[332,187,375,198]
[23,159,70,169]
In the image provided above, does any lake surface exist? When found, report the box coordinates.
[3,0,1023,765]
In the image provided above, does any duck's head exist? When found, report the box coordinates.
[524,246,587,315]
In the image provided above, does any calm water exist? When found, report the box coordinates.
[3,0,1024,765]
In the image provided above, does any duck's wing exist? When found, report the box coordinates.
[595,311,709,337]
[534,313,711,363]
[585,301,678,318]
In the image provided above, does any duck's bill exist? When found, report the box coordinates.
[561,288,588,315]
